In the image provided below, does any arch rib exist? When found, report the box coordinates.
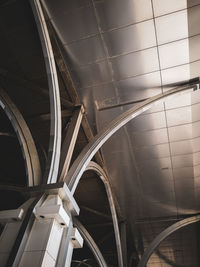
[86,161,124,267]
[30,0,62,184]
[0,88,41,186]
[137,215,200,267]
[73,217,108,267]
[65,79,200,194]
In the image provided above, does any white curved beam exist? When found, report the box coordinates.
[86,161,124,267]
[0,88,41,186]
[137,215,200,267]
[30,0,61,184]
[65,80,200,194]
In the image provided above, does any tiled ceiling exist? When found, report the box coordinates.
[43,0,200,265]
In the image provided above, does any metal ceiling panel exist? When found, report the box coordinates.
[164,94,191,110]
[188,0,200,7]
[152,0,187,17]
[94,0,153,31]
[43,0,200,264]
[166,106,192,127]
[190,59,200,77]
[172,154,197,168]
[170,139,193,155]
[139,168,173,184]
[192,121,200,138]
[49,4,98,44]
[64,36,106,67]
[130,111,167,131]
[142,200,177,217]
[188,5,200,36]
[192,136,200,152]
[111,47,159,80]
[191,89,200,104]
[191,103,200,122]
[155,10,188,45]
[193,152,200,165]
[143,103,165,114]
[161,64,190,85]
[168,123,192,142]
[137,156,171,169]
[116,72,162,102]
[141,188,175,203]
[43,0,91,14]
[140,177,174,195]
[159,39,189,69]
[174,177,196,190]
[188,34,200,62]
[135,143,170,161]
[103,20,156,57]
[173,166,194,179]
[71,60,112,88]
[132,128,168,147]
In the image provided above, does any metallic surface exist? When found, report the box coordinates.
[0,88,41,186]
[138,214,200,267]
[3,0,200,265]
[30,0,62,184]
[41,2,200,263]
[65,82,199,194]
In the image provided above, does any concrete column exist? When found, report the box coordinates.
[64,228,83,267]
[0,198,34,266]
[19,195,69,267]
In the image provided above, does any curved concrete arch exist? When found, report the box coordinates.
[65,80,199,194]
[86,161,123,267]
[137,215,200,267]
[0,88,41,186]
[30,0,62,184]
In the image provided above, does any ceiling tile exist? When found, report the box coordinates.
[192,121,200,138]
[94,0,153,31]
[166,106,192,127]
[170,139,193,155]
[168,123,192,142]
[159,38,189,69]
[188,35,200,62]
[71,60,112,88]
[191,103,200,122]
[116,71,161,102]
[172,154,195,168]
[64,35,106,67]
[190,59,200,78]
[42,0,91,15]
[173,166,194,179]
[132,128,168,147]
[164,94,191,110]
[135,143,170,161]
[130,111,167,131]
[138,157,171,170]
[152,0,187,17]
[49,4,99,44]
[161,64,190,86]
[155,10,188,45]
[188,5,200,36]
[191,90,200,105]
[103,19,156,57]
[111,47,159,80]
[192,136,200,152]
[188,0,200,7]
